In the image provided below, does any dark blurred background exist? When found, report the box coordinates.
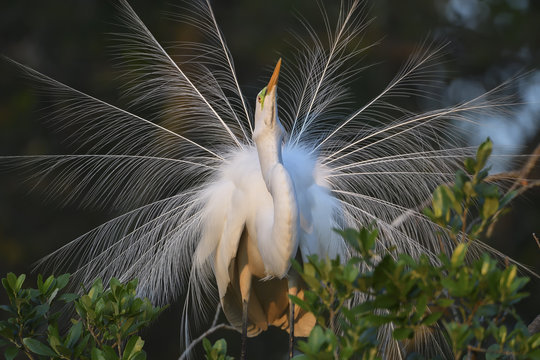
[1,0,539,359]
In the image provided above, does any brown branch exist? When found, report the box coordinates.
[508,144,540,193]
[529,314,540,335]
[116,333,122,358]
[177,323,238,360]
[485,145,540,237]
[211,303,222,328]
[466,344,516,356]
[485,143,540,189]
[20,345,36,360]
[86,321,102,347]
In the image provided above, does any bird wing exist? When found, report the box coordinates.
[296,183,345,261]
[214,190,249,299]
[284,147,346,262]
[194,179,249,299]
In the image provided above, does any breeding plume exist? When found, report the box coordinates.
[2,0,528,358]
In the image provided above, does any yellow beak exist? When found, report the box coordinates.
[267,58,281,92]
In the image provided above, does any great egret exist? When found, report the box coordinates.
[2,0,535,358]
[198,58,343,359]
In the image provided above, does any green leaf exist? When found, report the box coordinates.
[482,197,499,219]
[289,295,310,312]
[473,326,485,342]
[0,305,16,315]
[123,336,144,360]
[56,274,70,290]
[202,338,212,352]
[110,278,121,292]
[5,274,17,292]
[100,345,118,360]
[337,228,361,252]
[463,181,476,197]
[42,275,55,294]
[33,303,50,318]
[91,347,106,360]
[499,190,517,208]
[464,158,476,175]
[14,274,26,293]
[476,138,492,171]
[422,312,443,326]
[48,288,60,304]
[48,324,62,349]
[88,279,103,300]
[308,326,326,351]
[66,321,83,348]
[451,244,468,267]
[485,344,500,360]
[442,185,461,214]
[23,337,58,357]
[73,334,90,358]
[213,339,227,354]
[393,327,414,340]
[59,293,79,302]
[4,347,19,360]
[475,183,499,197]
[37,274,43,292]
[497,325,507,344]
[130,352,146,360]
[0,325,16,341]
[431,186,446,218]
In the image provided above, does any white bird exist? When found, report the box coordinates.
[2,0,531,358]
[194,59,343,358]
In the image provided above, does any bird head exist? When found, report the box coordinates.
[253,59,284,142]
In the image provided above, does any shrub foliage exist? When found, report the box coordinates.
[0,275,162,360]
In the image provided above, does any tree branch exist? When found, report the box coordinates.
[529,314,540,335]
[211,303,222,328]
[177,322,237,360]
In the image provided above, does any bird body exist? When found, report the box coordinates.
[193,64,343,340]
[194,144,341,334]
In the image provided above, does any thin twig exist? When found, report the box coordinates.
[528,314,540,334]
[466,344,519,356]
[211,303,222,328]
[486,177,540,238]
[508,144,540,193]
[534,233,540,249]
[485,145,540,237]
[484,144,540,188]
[177,323,237,360]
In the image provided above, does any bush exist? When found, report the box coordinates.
[204,139,540,359]
[291,228,539,359]
[0,275,163,360]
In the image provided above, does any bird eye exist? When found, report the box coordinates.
[257,96,261,103]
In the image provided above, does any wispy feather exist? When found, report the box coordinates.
[1,1,537,359]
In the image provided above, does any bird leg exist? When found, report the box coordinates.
[241,299,248,360]
[238,236,252,360]
[288,289,295,359]
[288,274,299,359]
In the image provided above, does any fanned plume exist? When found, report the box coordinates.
[1,1,537,359]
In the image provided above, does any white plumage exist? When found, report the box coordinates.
[196,145,342,280]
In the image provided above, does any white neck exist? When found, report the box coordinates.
[254,130,283,190]
[253,129,299,276]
